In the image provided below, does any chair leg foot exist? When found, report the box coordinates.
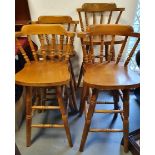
[123,89,129,153]
[56,86,73,147]
[79,85,88,115]
[70,79,78,112]
[25,86,32,147]
[69,58,77,90]
[79,89,98,151]
[77,62,83,88]
[79,120,90,152]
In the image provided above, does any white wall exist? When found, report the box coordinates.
[27,0,138,79]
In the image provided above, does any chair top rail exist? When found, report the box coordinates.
[77,3,125,12]
[20,24,75,37]
[77,25,134,37]
[37,16,79,24]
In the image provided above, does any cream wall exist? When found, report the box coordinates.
[27,0,138,79]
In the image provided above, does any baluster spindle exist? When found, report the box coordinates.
[124,38,140,66]
[100,35,104,63]
[50,34,56,60]
[16,37,30,63]
[78,9,85,31]
[27,35,38,61]
[108,35,115,62]
[90,36,94,63]
[100,12,103,24]
[107,11,113,24]
[66,23,71,45]
[116,36,128,64]
[81,38,88,63]
[93,12,96,24]
[65,37,71,61]
[59,35,64,59]
[115,10,123,24]
[40,34,46,61]
[45,34,50,45]
[85,12,89,29]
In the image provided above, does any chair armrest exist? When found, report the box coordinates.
[15,32,23,37]
[30,21,39,24]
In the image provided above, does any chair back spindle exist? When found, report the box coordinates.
[36,16,79,56]
[40,34,47,61]
[116,36,128,64]
[100,35,104,63]
[124,37,140,66]
[27,35,38,61]
[15,37,30,63]
[108,35,115,62]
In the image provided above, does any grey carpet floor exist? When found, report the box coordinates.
[16,90,140,155]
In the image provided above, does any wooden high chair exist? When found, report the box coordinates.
[15,24,77,147]
[77,24,140,152]
[77,3,125,88]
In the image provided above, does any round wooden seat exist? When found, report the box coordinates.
[83,62,140,90]
[15,61,70,87]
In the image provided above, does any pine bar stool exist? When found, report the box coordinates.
[33,16,79,112]
[77,25,140,152]
[35,16,79,90]
[15,24,76,147]
[77,3,125,88]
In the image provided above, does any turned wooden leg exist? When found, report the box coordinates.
[112,90,119,117]
[70,78,78,112]
[79,88,98,152]
[25,86,32,147]
[36,88,41,106]
[79,85,89,116]
[113,90,119,109]
[39,88,46,112]
[65,85,75,112]
[56,86,73,147]
[35,88,42,113]
[123,89,129,153]
[69,58,77,90]
[77,44,89,88]
[42,88,46,105]
[77,62,84,88]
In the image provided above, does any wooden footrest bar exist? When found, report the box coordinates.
[31,124,64,128]
[42,98,56,101]
[89,128,124,132]
[46,92,56,95]
[95,109,123,113]
[32,105,60,110]
[97,101,115,104]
